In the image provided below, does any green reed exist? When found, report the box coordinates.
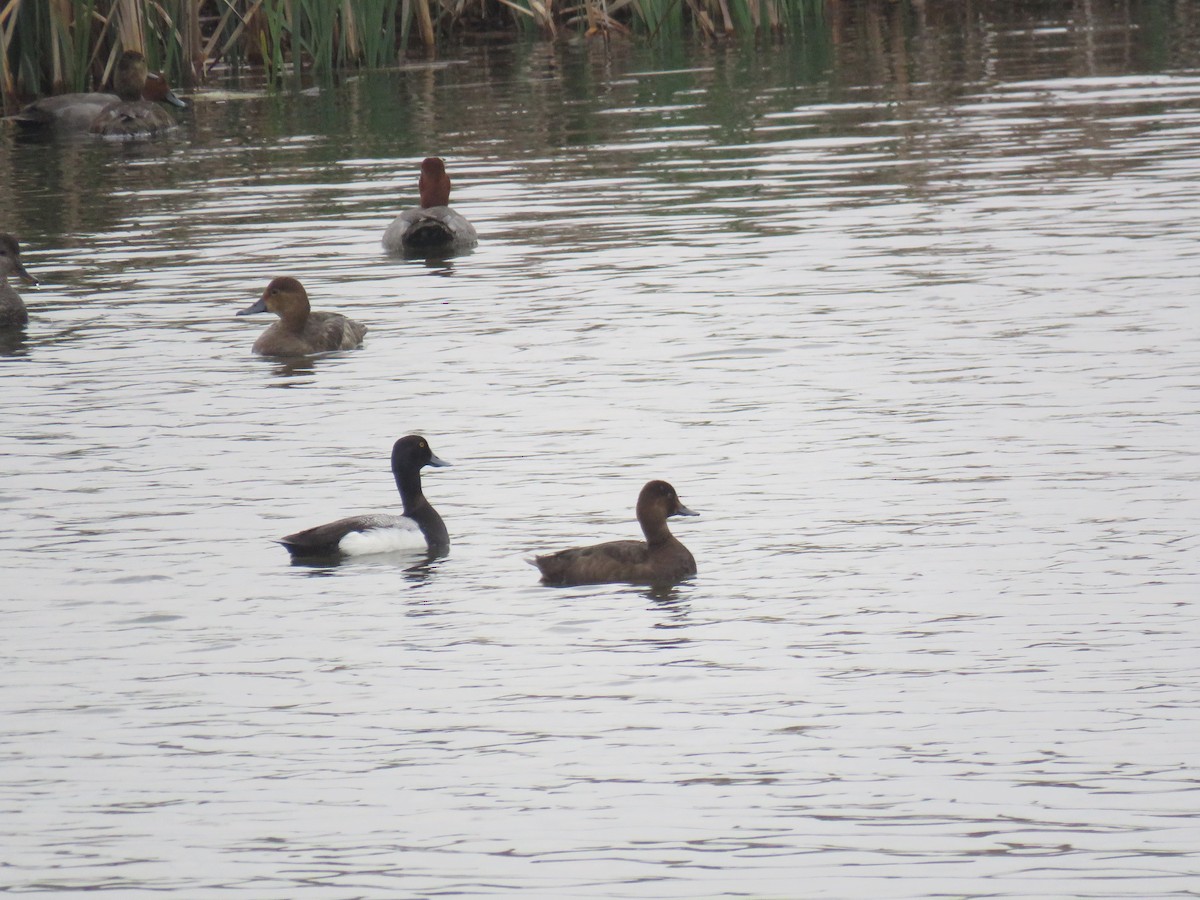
[1,0,825,111]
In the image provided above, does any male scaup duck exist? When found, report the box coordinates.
[9,67,185,133]
[382,157,478,254]
[278,435,451,559]
[237,276,367,356]
[533,480,699,587]
[0,234,38,329]
[88,51,180,139]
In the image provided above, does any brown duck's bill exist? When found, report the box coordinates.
[15,261,36,286]
[673,503,699,517]
[237,297,267,316]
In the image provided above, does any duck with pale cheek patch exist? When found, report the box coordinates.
[237,276,366,356]
[382,157,478,254]
[532,481,699,587]
[277,436,452,560]
[0,234,38,329]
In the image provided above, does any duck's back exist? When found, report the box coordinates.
[383,206,478,253]
[11,93,115,131]
[89,99,176,139]
[307,311,367,351]
[281,514,424,558]
[252,312,366,355]
[535,538,696,587]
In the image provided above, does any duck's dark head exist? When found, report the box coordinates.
[638,480,698,520]
[0,233,36,285]
[393,434,451,471]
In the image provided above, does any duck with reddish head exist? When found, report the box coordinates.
[382,157,478,255]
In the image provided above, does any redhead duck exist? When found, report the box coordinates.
[279,435,451,559]
[0,234,37,329]
[533,480,699,587]
[237,276,366,356]
[88,51,179,139]
[382,157,478,254]
[9,68,185,133]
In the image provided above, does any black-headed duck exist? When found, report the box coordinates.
[237,276,367,356]
[533,480,699,587]
[278,435,451,559]
[0,234,37,329]
[88,51,179,139]
[382,157,478,254]
[9,66,185,133]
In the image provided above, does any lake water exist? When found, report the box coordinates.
[1,2,1198,897]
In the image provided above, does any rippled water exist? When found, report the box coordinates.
[2,5,1199,897]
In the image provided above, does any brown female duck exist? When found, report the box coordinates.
[237,276,366,356]
[382,157,478,254]
[533,480,699,587]
[0,234,38,329]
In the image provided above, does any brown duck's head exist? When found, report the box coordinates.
[237,276,310,320]
[637,480,698,522]
[418,157,452,208]
[0,233,37,285]
[112,50,150,102]
[142,71,188,108]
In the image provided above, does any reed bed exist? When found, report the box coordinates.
[1,0,824,110]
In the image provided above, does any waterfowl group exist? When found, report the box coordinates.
[3,100,696,584]
[275,435,698,586]
[9,50,184,138]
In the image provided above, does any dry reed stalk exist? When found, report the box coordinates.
[715,0,733,32]
[414,0,435,47]
[115,0,146,52]
[178,0,203,83]
[0,0,17,101]
[204,0,265,65]
[48,0,72,90]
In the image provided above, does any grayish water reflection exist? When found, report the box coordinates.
[1,5,1198,897]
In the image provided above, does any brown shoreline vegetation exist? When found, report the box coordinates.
[0,0,824,111]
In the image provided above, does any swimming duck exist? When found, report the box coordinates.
[278,435,451,559]
[532,480,699,587]
[88,51,179,139]
[382,157,478,254]
[9,67,185,133]
[0,234,38,329]
[237,276,366,356]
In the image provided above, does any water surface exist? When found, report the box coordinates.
[1,3,1198,897]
